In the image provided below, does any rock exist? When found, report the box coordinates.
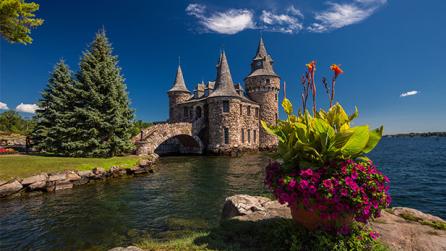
[92,167,105,175]
[65,171,81,181]
[222,194,289,220]
[21,173,48,185]
[54,180,73,191]
[0,180,23,197]
[138,159,150,167]
[222,195,446,251]
[28,181,47,190]
[72,178,89,186]
[48,173,67,182]
[77,170,93,178]
[108,246,143,251]
[109,166,126,177]
[0,180,9,186]
[130,166,149,174]
[370,209,446,251]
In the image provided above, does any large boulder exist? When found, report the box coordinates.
[77,170,94,178]
[222,194,289,220]
[28,181,47,190]
[0,180,23,197]
[21,173,48,185]
[65,171,81,181]
[222,195,446,251]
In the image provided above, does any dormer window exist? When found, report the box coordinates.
[256,61,262,68]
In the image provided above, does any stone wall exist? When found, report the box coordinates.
[207,97,259,153]
[245,75,280,150]
[168,92,191,122]
[0,154,159,199]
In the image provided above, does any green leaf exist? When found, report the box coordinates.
[341,125,370,156]
[282,98,293,115]
[349,106,359,122]
[363,126,383,153]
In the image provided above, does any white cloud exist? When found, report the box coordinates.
[286,5,304,18]
[400,90,418,97]
[259,10,303,34]
[0,101,8,110]
[186,4,255,34]
[15,103,39,114]
[308,1,386,33]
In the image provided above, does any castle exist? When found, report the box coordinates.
[166,38,280,154]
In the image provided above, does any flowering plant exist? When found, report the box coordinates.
[262,62,391,229]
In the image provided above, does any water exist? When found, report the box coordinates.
[0,137,445,250]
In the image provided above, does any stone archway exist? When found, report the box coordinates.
[135,123,203,155]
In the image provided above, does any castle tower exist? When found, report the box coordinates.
[207,51,241,152]
[244,37,280,149]
[167,65,191,122]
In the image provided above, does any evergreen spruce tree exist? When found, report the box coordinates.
[66,30,134,157]
[32,60,74,153]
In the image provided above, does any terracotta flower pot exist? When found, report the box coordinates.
[290,202,354,230]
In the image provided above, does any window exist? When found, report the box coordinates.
[241,129,245,143]
[247,106,251,116]
[196,106,202,119]
[275,93,278,101]
[266,78,270,84]
[189,109,193,118]
[240,104,243,115]
[253,130,257,143]
[247,129,251,143]
[255,108,259,118]
[224,128,229,144]
[276,113,278,122]
[223,101,230,112]
[183,107,188,118]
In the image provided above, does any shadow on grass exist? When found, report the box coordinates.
[136,217,390,251]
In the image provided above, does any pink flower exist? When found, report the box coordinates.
[309,185,317,194]
[369,231,380,240]
[323,179,333,188]
[288,179,297,189]
[300,168,313,177]
[299,179,309,189]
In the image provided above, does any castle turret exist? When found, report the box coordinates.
[244,37,280,149]
[168,65,191,122]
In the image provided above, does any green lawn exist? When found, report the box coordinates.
[0,154,140,180]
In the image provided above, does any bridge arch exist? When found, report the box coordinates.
[135,123,203,156]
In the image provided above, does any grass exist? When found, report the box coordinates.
[0,154,140,180]
[135,218,390,251]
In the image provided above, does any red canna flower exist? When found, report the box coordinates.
[330,64,343,77]
[306,60,316,73]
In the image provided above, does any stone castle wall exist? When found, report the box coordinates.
[168,92,191,122]
[207,98,259,153]
[245,75,280,149]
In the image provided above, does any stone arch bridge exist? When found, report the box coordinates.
[134,122,203,156]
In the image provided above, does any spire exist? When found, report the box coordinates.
[168,64,190,93]
[254,36,268,60]
[209,51,238,97]
[247,37,278,78]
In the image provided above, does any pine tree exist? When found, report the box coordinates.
[65,30,134,157]
[32,60,74,153]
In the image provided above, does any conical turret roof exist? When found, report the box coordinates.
[168,65,190,93]
[247,37,279,78]
[209,51,238,97]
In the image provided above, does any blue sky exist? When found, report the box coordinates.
[1,0,445,134]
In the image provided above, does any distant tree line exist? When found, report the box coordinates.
[385,132,446,137]
[31,30,144,157]
[0,111,35,135]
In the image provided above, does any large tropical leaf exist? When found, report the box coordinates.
[363,126,384,153]
[341,125,370,156]
[282,98,293,116]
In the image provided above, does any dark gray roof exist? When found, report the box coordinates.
[168,65,190,93]
[208,51,239,97]
[246,37,279,78]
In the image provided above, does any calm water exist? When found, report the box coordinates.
[0,137,445,250]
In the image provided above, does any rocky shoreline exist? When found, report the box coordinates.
[0,153,159,199]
